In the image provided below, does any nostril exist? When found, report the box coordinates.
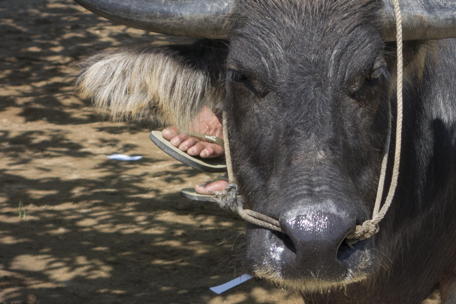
[336,225,359,263]
[273,232,296,254]
[336,239,354,262]
[337,237,368,264]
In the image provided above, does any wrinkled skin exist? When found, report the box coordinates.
[220,0,456,303]
[227,0,387,287]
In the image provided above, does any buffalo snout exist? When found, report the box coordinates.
[279,203,358,280]
[247,199,374,290]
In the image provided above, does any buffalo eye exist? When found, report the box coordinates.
[227,69,270,98]
[228,69,248,83]
[348,56,388,101]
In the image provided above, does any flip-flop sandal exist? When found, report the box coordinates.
[181,176,230,203]
[149,131,227,172]
[181,188,221,203]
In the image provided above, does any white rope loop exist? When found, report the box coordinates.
[223,111,236,184]
[221,0,404,240]
[348,0,404,240]
[222,112,283,231]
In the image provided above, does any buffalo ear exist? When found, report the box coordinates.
[381,0,456,41]
[77,40,227,131]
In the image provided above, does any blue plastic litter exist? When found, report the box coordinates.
[107,154,143,161]
[210,274,253,295]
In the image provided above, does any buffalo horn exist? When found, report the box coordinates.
[382,0,456,41]
[75,0,456,41]
[74,0,235,39]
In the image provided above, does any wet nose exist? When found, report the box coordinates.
[280,207,357,279]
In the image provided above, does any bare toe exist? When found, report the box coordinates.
[195,180,229,195]
[170,134,189,147]
[178,137,198,152]
[200,143,224,158]
[200,146,214,158]
[187,142,206,156]
[162,127,179,140]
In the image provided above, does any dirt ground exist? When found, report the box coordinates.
[0,1,304,303]
[0,1,442,304]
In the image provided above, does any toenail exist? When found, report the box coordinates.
[201,150,209,158]
[180,144,189,151]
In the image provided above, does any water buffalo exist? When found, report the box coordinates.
[76,0,456,303]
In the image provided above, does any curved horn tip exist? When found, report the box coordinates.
[74,0,235,39]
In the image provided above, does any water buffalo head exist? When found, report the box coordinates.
[227,1,388,289]
[76,0,456,292]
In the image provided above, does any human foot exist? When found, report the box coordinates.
[162,106,224,159]
[195,180,229,195]
[162,106,227,194]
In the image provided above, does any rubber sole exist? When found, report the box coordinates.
[180,188,220,203]
[149,131,227,172]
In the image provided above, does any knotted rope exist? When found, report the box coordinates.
[216,0,404,241]
[348,0,404,240]
[221,111,282,232]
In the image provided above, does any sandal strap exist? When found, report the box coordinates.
[190,133,224,146]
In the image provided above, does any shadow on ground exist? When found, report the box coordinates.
[0,1,303,303]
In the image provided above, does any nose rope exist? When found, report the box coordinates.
[221,111,282,232]
[349,0,404,240]
[217,0,404,241]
